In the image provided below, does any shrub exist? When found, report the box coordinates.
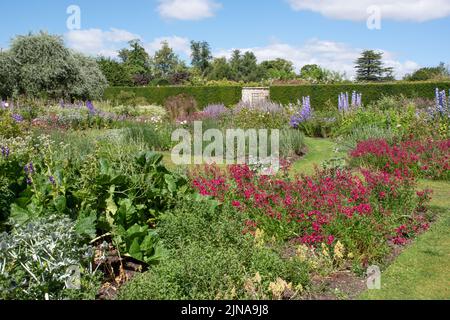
[232,101,287,129]
[280,129,306,158]
[0,215,100,300]
[165,94,198,121]
[118,200,310,300]
[0,110,24,138]
[337,125,396,151]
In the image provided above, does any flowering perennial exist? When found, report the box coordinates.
[290,97,312,128]
[191,163,431,261]
[350,138,450,180]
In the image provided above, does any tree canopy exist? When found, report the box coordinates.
[355,50,394,82]
[1,31,107,100]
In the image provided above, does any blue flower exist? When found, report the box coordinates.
[1,146,10,158]
[86,101,96,114]
[290,96,313,128]
[11,114,23,123]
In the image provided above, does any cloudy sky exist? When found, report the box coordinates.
[1,0,450,79]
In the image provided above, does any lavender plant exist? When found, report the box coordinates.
[202,103,230,119]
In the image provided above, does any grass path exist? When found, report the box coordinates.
[291,137,345,175]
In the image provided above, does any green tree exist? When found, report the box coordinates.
[229,50,262,82]
[70,53,108,100]
[10,31,79,98]
[190,41,212,75]
[207,57,232,80]
[260,58,296,80]
[118,39,152,85]
[0,51,18,98]
[97,56,133,86]
[300,64,345,84]
[240,51,262,82]
[404,63,449,81]
[355,50,394,82]
[152,41,181,80]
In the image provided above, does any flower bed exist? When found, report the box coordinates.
[350,138,450,181]
[191,164,432,265]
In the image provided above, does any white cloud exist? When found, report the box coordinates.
[157,0,221,20]
[65,28,140,57]
[215,39,420,79]
[288,0,450,22]
[145,36,191,56]
[66,28,191,59]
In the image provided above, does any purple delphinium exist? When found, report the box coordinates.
[202,104,229,120]
[435,88,449,116]
[86,101,96,114]
[48,176,56,185]
[338,92,349,112]
[11,114,23,123]
[24,162,34,175]
[290,96,313,128]
[1,146,10,158]
[351,91,362,108]
[1,101,6,109]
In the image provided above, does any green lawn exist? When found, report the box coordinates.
[291,137,345,175]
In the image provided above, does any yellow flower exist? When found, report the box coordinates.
[333,241,345,260]
[321,243,330,257]
[254,228,265,247]
[296,245,309,262]
[253,272,262,284]
[268,278,292,300]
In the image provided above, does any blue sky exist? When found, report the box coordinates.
[1,0,450,78]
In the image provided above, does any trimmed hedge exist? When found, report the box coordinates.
[270,81,450,110]
[104,82,450,111]
[103,86,242,108]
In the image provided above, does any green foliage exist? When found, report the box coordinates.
[336,125,396,151]
[355,50,394,82]
[97,57,133,87]
[118,200,310,300]
[190,41,212,75]
[153,41,183,80]
[9,31,79,98]
[260,59,296,81]
[118,39,154,86]
[104,86,242,108]
[0,51,18,98]
[270,81,450,111]
[0,111,24,138]
[404,63,449,81]
[0,215,100,300]
[279,129,306,158]
[299,64,346,84]
[70,53,108,100]
[2,31,108,100]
